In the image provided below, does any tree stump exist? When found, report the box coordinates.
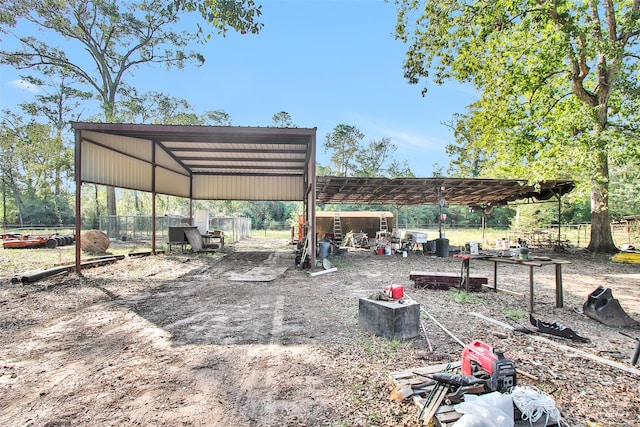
[81,230,110,253]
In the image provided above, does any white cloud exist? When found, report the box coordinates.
[9,79,40,93]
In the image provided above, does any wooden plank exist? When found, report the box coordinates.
[418,383,448,423]
[481,284,524,297]
[435,405,463,424]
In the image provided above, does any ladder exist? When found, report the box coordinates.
[380,213,388,233]
[333,212,343,242]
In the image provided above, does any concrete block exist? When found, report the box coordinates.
[358,297,420,340]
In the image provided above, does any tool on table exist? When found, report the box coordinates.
[461,339,517,392]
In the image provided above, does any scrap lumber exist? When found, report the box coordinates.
[392,362,463,426]
[418,382,448,423]
[481,284,524,297]
[409,271,488,291]
[19,257,118,283]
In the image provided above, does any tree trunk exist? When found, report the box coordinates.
[587,151,617,253]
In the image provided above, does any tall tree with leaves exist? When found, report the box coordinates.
[0,0,262,219]
[0,112,75,225]
[394,0,640,253]
[324,124,364,177]
[118,89,232,125]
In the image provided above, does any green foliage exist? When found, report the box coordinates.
[1,113,74,226]
[502,308,527,321]
[169,0,263,37]
[272,111,295,128]
[321,124,414,178]
[450,289,482,304]
[324,124,364,176]
[117,89,232,125]
[394,0,640,252]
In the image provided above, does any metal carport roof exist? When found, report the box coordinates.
[316,176,575,207]
[72,122,317,201]
[72,122,318,272]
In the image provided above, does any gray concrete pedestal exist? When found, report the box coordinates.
[358,298,420,340]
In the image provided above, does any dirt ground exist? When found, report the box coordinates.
[1,237,639,426]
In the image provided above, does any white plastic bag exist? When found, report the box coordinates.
[453,392,514,427]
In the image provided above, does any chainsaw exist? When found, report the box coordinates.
[460,339,517,392]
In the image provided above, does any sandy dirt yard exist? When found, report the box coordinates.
[1,237,639,426]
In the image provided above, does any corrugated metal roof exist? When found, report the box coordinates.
[316,176,575,207]
[72,122,316,200]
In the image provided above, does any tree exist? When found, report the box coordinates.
[354,137,397,177]
[272,111,295,128]
[324,124,364,177]
[394,0,640,253]
[0,0,262,220]
[19,71,92,202]
[118,89,232,125]
[0,112,74,225]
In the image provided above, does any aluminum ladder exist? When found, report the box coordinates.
[333,212,343,242]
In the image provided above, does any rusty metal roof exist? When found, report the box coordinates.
[316,176,575,207]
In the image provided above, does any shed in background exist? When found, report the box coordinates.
[316,211,394,241]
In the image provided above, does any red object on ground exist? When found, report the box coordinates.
[461,339,517,392]
[384,284,404,299]
[1,233,69,249]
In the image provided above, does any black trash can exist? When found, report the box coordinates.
[435,238,449,257]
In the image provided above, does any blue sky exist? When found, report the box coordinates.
[0,0,476,176]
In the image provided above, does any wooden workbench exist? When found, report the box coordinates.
[454,254,571,312]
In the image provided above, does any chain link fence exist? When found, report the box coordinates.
[99,215,251,243]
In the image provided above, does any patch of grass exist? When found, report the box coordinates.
[356,337,376,356]
[356,336,405,358]
[450,289,483,304]
[503,308,527,320]
[327,256,353,269]
[367,411,383,424]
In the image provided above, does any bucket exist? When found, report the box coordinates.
[385,246,392,255]
[319,241,330,258]
[402,251,407,258]
[377,247,384,255]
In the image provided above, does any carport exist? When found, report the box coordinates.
[316,176,575,244]
[72,122,574,273]
[72,122,318,272]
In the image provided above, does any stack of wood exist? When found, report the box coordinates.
[389,361,464,426]
[409,271,488,292]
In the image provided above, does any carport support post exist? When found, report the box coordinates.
[557,189,562,248]
[151,141,157,254]
[555,263,564,308]
[529,265,535,313]
[74,129,83,274]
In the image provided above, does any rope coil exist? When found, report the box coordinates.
[511,385,568,426]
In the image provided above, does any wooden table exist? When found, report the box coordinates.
[453,254,571,312]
